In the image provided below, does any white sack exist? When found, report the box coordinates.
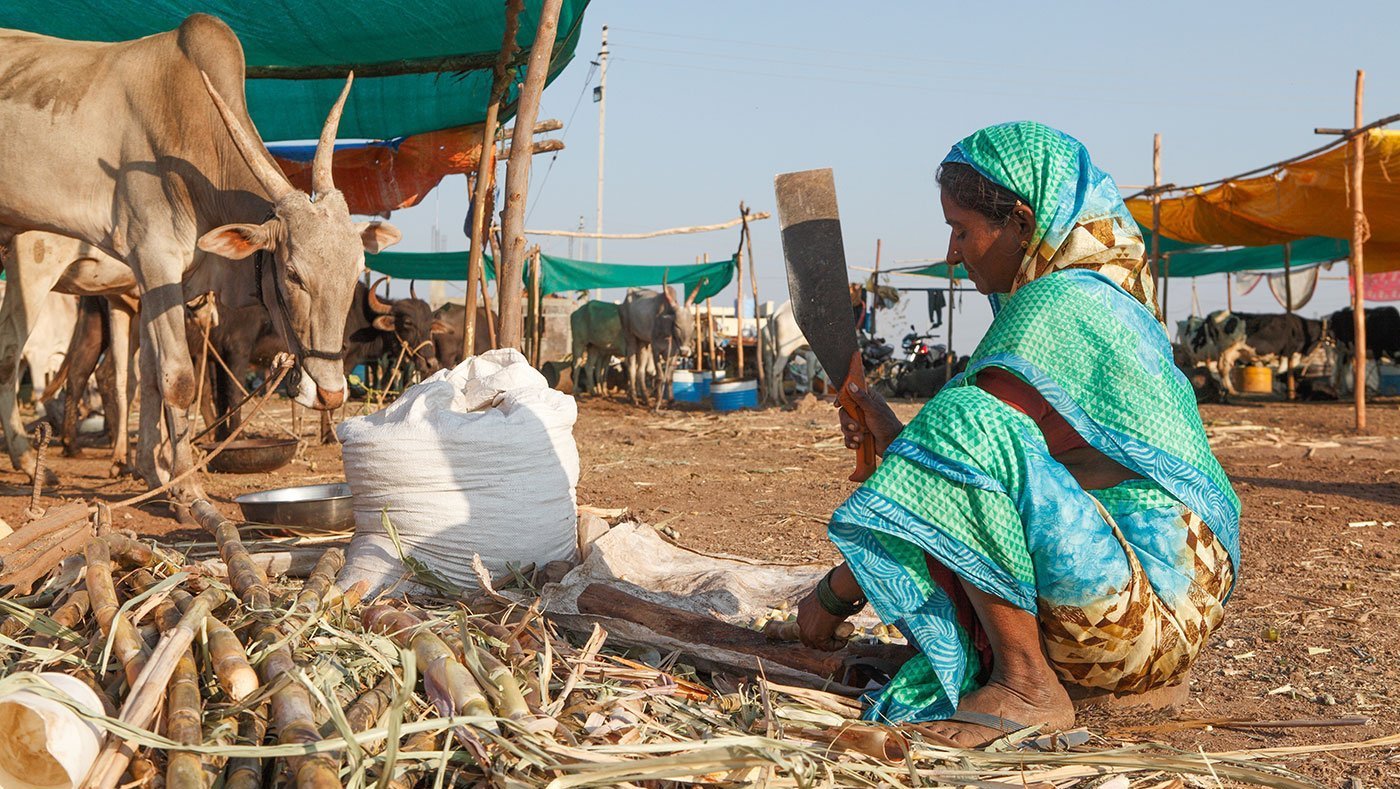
[0,672,105,789]
[337,349,579,597]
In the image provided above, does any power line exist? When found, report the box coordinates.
[525,60,598,224]
[611,56,1304,114]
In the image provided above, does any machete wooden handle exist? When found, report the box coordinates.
[836,350,877,482]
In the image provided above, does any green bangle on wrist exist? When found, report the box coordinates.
[816,568,866,618]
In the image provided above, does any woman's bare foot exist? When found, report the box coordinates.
[923,671,1074,748]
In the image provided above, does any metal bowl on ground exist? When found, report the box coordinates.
[200,437,298,474]
[234,482,354,536]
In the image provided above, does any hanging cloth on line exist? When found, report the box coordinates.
[1267,265,1320,311]
[926,289,946,327]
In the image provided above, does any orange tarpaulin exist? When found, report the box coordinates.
[1126,129,1400,273]
[273,124,488,217]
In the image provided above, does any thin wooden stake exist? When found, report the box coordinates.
[1349,69,1368,431]
[464,0,522,359]
[1284,242,1296,400]
[497,0,565,350]
[742,203,765,398]
[1152,132,1163,313]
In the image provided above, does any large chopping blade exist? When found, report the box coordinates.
[774,168,876,481]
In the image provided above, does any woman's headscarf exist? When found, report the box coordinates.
[943,121,1159,319]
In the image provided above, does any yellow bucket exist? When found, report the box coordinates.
[1242,365,1273,394]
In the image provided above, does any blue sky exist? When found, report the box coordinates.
[385,0,1399,350]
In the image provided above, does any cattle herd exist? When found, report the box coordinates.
[1176,305,1400,400]
[0,14,1397,508]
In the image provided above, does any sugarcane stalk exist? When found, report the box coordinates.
[193,499,271,610]
[363,606,498,735]
[130,568,259,701]
[292,548,344,614]
[382,730,441,789]
[449,628,531,722]
[85,538,150,685]
[224,701,269,789]
[199,512,342,788]
[166,647,204,789]
[345,673,396,734]
[201,710,238,788]
[84,587,227,789]
[102,531,185,569]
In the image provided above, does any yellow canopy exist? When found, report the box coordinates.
[1126,129,1400,273]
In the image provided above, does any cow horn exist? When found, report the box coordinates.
[410,279,418,300]
[200,71,294,202]
[367,276,393,315]
[312,72,354,199]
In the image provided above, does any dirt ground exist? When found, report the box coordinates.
[3,392,1398,784]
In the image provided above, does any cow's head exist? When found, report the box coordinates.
[195,73,400,410]
[365,277,442,377]
[653,285,696,360]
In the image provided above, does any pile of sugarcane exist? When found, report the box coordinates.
[0,499,1335,788]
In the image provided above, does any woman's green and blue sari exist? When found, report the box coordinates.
[831,122,1241,724]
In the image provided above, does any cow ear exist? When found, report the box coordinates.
[356,221,402,254]
[198,222,277,260]
[372,315,397,332]
[430,319,452,335]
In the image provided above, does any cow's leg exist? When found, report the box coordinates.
[0,240,68,478]
[129,250,203,501]
[107,298,136,477]
[134,329,168,486]
[60,301,106,457]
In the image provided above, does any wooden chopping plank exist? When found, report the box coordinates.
[0,501,90,559]
[575,583,846,680]
[0,522,93,594]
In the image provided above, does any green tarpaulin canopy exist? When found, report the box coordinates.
[366,250,737,303]
[0,1,590,141]
[1162,237,1348,278]
[899,226,1347,282]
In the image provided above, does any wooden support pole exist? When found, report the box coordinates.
[1283,242,1296,401]
[742,204,765,398]
[1163,253,1172,321]
[946,264,955,363]
[693,256,704,372]
[497,0,564,350]
[464,0,522,360]
[870,239,881,336]
[735,243,745,378]
[1226,272,1233,313]
[530,247,544,366]
[1152,133,1163,311]
[1349,69,1368,431]
[705,254,718,373]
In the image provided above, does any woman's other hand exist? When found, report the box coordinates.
[796,587,849,652]
[838,384,903,457]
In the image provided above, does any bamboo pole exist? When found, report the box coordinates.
[464,0,523,360]
[1163,253,1171,320]
[946,264,955,363]
[705,296,717,374]
[1152,133,1163,311]
[529,247,544,366]
[742,204,765,398]
[531,211,771,239]
[735,243,745,378]
[1284,242,1296,400]
[1349,69,1368,431]
[1226,272,1233,312]
[693,256,704,372]
[497,0,565,350]
[870,239,881,336]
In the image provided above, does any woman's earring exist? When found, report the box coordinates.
[1020,240,1030,250]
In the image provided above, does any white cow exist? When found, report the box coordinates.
[761,300,823,404]
[0,16,400,499]
[0,280,78,401]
